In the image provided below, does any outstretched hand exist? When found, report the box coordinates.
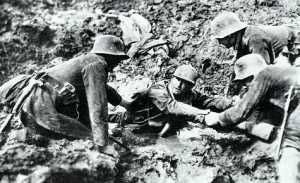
[204,112,221,127]
[194,114,205,124]
[97,144,120,158]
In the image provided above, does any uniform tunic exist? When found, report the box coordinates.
[114,81,233,128]
[220,65,300,183]
[0,53,122,146]
[220,66,300,149]
[236,25,295,64]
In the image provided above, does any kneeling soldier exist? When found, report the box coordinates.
[0,35,130,156]
[205,52,300,183]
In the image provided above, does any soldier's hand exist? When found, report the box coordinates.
[97,144,120,159]
[204,112,221,127]
[231,95,241,106]
[194,114,205,124]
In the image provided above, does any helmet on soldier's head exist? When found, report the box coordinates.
[211,11,247,39]
[91,35,129,60]
[173,64,198,84]
[233,54,267,81]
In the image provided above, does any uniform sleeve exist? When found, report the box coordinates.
[148,84,209,120]
[106,84,122,106]
[248,36,274,64]
[219,70,273,126]
[82,61,108,146]
[191,92,233,112]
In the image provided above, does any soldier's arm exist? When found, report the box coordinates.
[192,91,234,112]
[106,84,131,110]
[106,85,122,106]
[148,84,209,121]
[218,69,273,126]
[248,36,274,64]
[82,61,108,146]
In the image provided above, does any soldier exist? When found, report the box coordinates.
[278,31,300,66]
[0,35,130,156]
[204,53,300,183]
[210,11,296,65]
[110,64,234,137]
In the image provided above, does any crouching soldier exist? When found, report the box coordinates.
[205,53,300,183]
[109,64,234,137]
[211,11,296,65]
[0,35,130,156]
[211,11,297,96]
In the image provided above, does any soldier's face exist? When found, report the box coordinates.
[107,56,122,72]
[217,34,236,48]
[170,77,194,95]
[233,75,254,97]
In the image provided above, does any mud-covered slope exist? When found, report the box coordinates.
[2,0,299,92]
[0,0,300,183]
[116,126,277,183]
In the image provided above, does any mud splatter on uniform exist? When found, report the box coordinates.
[236,25,295,64]
[0,53,122,146]
[219,66,300,183]
[110,80,233,131]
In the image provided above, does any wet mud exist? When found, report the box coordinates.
[0,0,299,182]
[115,124,277,183]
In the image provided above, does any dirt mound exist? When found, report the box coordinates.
[116,126,277,183]
[0,125,119,183]
[0,0,300,182]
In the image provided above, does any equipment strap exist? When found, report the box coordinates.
[276,85,294,160]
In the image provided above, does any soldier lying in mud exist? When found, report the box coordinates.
[205,50,300,182]
[0,35,130,157]
[109,64,235,137]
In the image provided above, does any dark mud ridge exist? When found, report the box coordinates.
[0,0,298,182]
[0,120,277,183]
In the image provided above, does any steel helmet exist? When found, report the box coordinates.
[234,54,267,81]
[173,64,198,84]
[90,35,129,59]
[211,11,247,39]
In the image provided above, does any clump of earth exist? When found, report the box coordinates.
[0,0,299,182]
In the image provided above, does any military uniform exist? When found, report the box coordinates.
[0,53,124,146]
[236,25,295,64]
[0,35,129,149]
[211,12,296,65]
[218,66,300,183]
[110,80,233,133]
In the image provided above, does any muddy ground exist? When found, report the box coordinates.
[0,0,300,182]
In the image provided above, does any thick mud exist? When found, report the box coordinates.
[115,125,277,183]
[0,0,299,182]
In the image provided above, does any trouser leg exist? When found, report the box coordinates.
[21,87,92,139]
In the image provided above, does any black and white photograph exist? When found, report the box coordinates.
[0,0,300,182]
